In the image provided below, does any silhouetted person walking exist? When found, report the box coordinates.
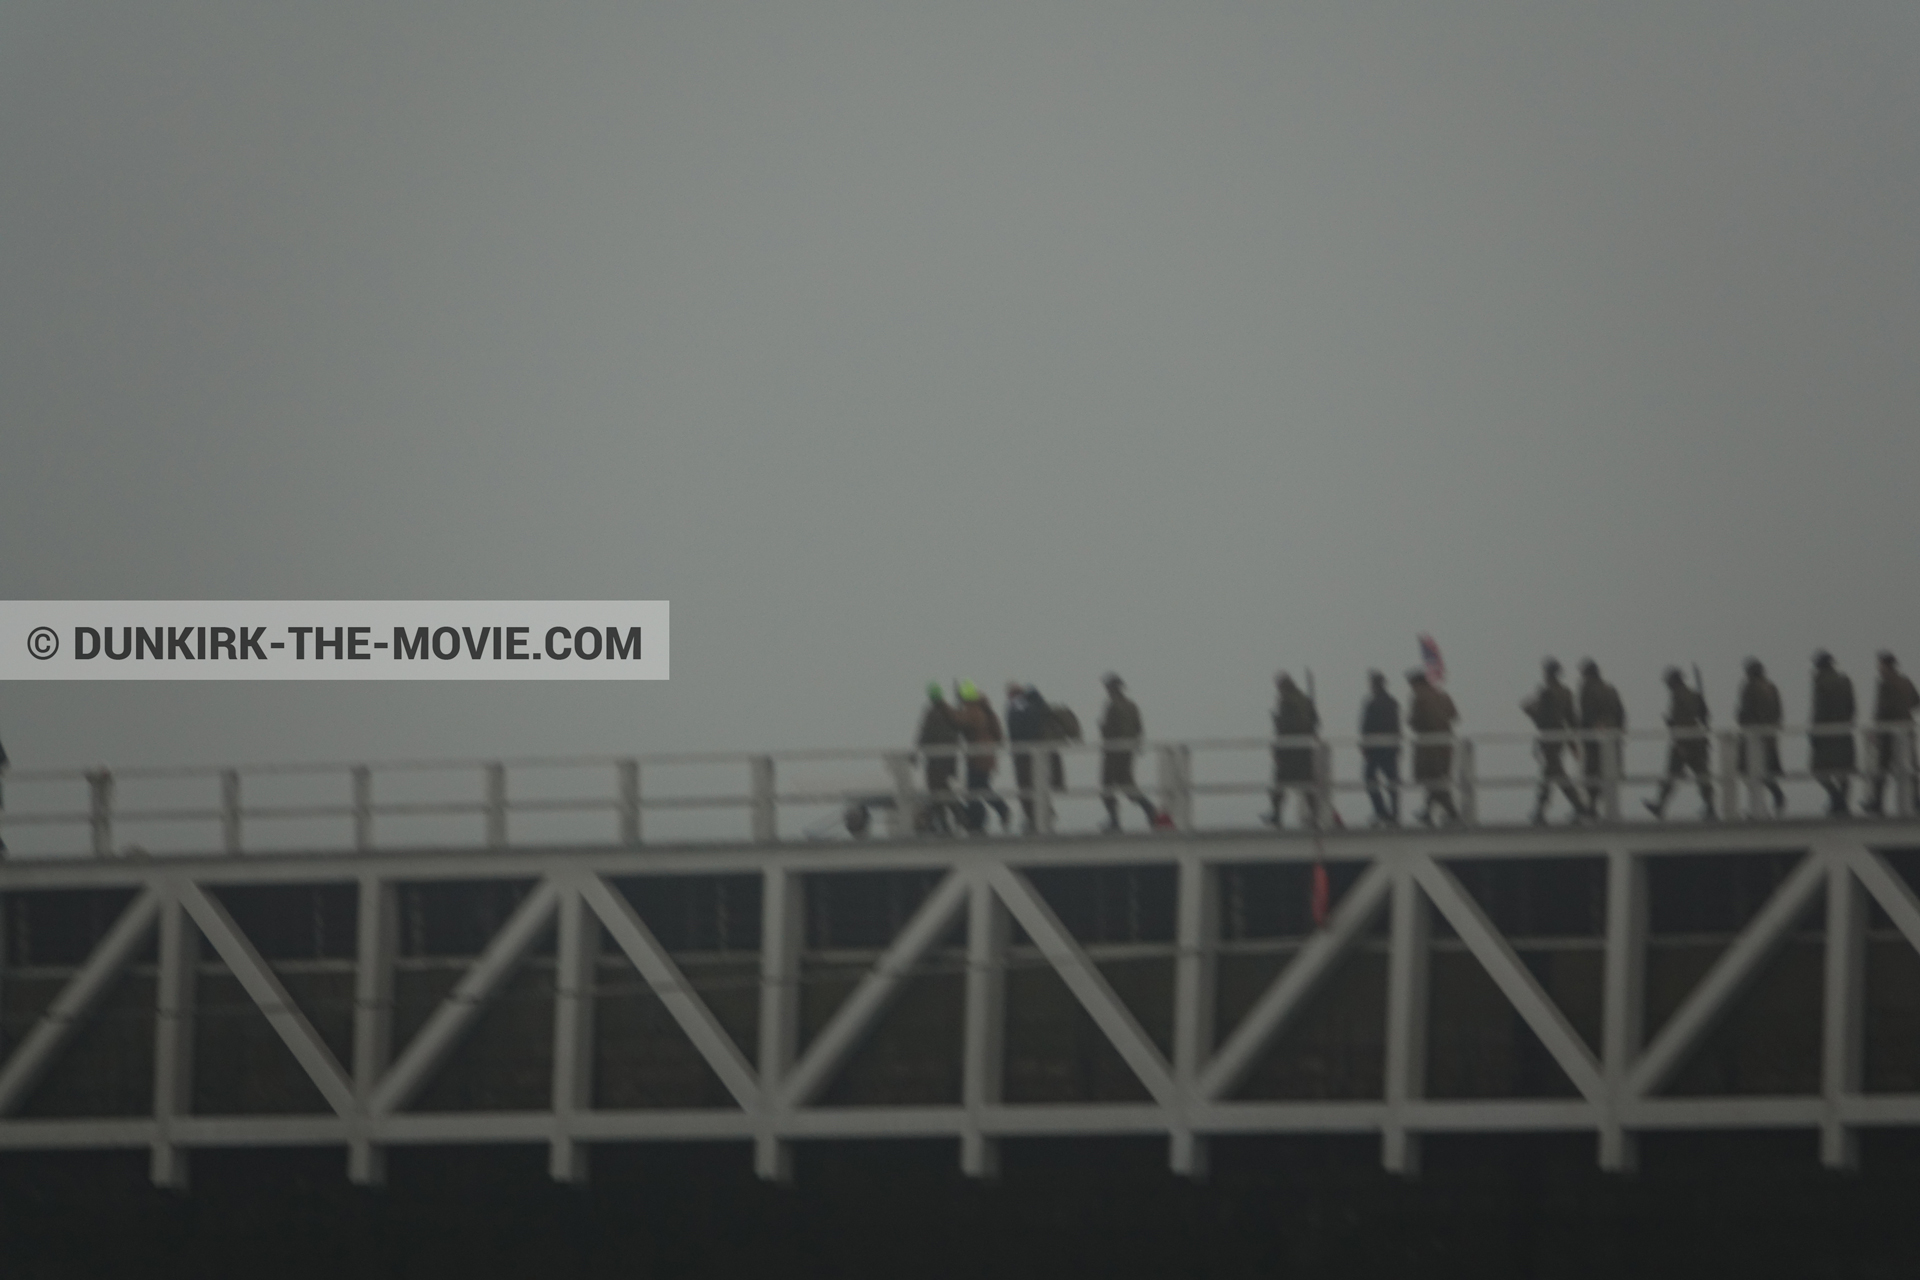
[953,680,1011,833]
[1645,667,1715,820]
[1523,658,1587,823]
[914,683,962,834]
[1736,658,1786,816]
[1578,660,1626,816]
[1098,673,1164,832]
[1866,651,1919,816]
[1358,671,1402,826]
[1407,670,1459,825]
[1810,651,1857,816]
[1264,672,1321,829]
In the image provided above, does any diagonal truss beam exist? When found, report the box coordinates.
[1200,861,1391,1102]
[780,869,969,1110]
[0,888,160,1117]
[178,882,356,1117]
[1413,856,1604,1104]
[369,879,560,1117]
[1849,847,1920,956]
[1626,850,1826,1100]
[580,873,760,1110]
[988,865,1176,1106]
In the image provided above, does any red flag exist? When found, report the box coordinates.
[1418,634,1446,687]
[1310,861,1331,929]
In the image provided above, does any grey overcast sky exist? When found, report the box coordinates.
[2,1,1917,774]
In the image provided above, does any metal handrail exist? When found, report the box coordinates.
[0,723,1912,859]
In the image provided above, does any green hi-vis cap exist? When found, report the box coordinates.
[958,679,980,700]
[927,681,944,701]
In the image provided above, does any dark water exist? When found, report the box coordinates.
[4,1133,1919,1279]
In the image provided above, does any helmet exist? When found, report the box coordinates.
[958,679,980,701]
[1543,657,1561,677]
[926,681,945,702]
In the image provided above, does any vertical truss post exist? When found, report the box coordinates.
[1171,856,1218,1177]
[350,875,397,1186]
[1382,862,1430,1174]
[1822,851,1866,1171]
[962,872,1009,1178]
[750,757,777,844]
[756,866,803,1182]
[551,880,599,1183]
[88,769,114,858]
[485,764,508,848]
[151,885,196,1190]
[617,760,642,847]
[884,752,913,838]
[1600,847,1646,1172]
[352,766,373,852]
[220,770,242,855]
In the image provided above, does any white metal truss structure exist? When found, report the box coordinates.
[3,819,1919,1187]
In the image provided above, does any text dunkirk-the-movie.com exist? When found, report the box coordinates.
[1,602,669,681]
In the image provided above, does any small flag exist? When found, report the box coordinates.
[1310,861,1331,929]
[1419,634,1446,687]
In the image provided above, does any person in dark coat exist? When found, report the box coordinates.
[1866,651,1920,815]
[952,680,1011,833]
[1407,670,1459,825]
[1098,673,1163,833]
[1006,682,1060,833]
[914,683,963,834]
[1357,671,1402,826]
[1578,659,1627,815]
[1264,672,1322,829]
[1523,658,1587,824]
[1810,651,1857,816]
[1736,658,1786,816]
[1644,668,1715,820]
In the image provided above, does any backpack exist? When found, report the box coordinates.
[1047,704,1082,742]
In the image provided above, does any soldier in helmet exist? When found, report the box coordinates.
[1866,651,1919,816]
[1645,667,1714,820]
[1357,671,1403,826]
[1522,658,1588,824]
[1735,658,1786,816]
[1406,669,1460,825]
[1577,659,1627,816]
[1097,673,1166,833]
[1810,651,1857,817]
[1263,672,1322,829]
[914,682,963,834]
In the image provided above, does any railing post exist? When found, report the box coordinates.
[87,769,114,858]
[1032,747,1054,835]
[1717,731,1739,821]
[220,769,242,855]
[352,766,373,852]
[750,756,776,843]
[484,763,507,848]
[1457,739,1478,826]
[884,752,913,838]
[617,759,642,847]
[1156,745,1193,832]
